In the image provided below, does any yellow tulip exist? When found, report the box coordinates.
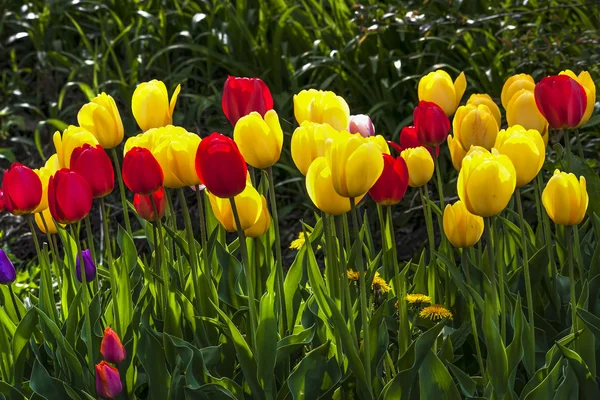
[53,126,99,168]
[457,148,516,217]
[453,104,499,151]
[245,196,271,238]
[132,80,181,132]
[400,147,434,188]
[367,135,391,155]
[33,154,60,213]
[506,89,549,145]
[466,94,501,126]
[542,170,588,225]
[501,73,535,108]
[447,134,467,171]
[293,89,350,131]
[325,130,384,198]
[443,200,484,248]
[418,70,467,116]
[291,121,337,175]
[208,182,262,232]
[494,125,545,187]
[35,208,64,234]
[559,70,596,126]
[234,110,283,169]
[77,93,124,149]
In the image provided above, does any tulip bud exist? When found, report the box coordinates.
[443,201,484,248]
[396,125,440,158]
[100,327,126,364]
[208,182,262,232]
[0,189,4,212]
[76,249,96,283]
[348,114,375,138]
[132,80,181,132]
[534,75,587,129]
[506,89,549,145]
[453,104,499,151]
[95,361,123,399]
[222,76,274,126]
[559,70,596,127]
[2,163,42,215]
[48,169,93,224]
[77,93,124,149]
[133,187,166,222]
[400,147,434,188]
[542,170,588,226]
[418,70,467,116]
[234,110,283,169]
[0,250,16,285]
[245,196,271,238]
[466,94,501,127]
[122,147,164,195]
[33,154,60,214]
[494,125,545,187]
[368,154,409,206]
[501,74,535,109]
[291,122,337,175]
[70,144,114,198]
[294,89,350,131]
[35,208,64,234]
[413,101,451,147]
[53,126,99,169]
[195,133,248,199]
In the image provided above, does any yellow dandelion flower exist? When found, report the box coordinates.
[289,231,321,250]
[372,272,391,293]
[419,304,453,321]
[347,270,360,281]
[405,293,432,305]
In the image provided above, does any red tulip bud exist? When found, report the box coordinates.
[413,101,450,147]
[222,76,274,126]
[95,361,122,399]
[100,327,126,364]
[70,144,114,198]
[1,163,42,215]
[0,189,5,212]
[133,187,166,221]
[48,169,93,224]
[369,154,409,205]
[122,147,164,195]
[534,75,587,129]
[399,125,439,157]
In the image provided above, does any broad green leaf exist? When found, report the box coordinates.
[12,308,39,384]
[556,342,600,398]
[288,341,340,400]
[482,299,508,399]
[256,268,278,395]
[447,363,476,397]
[418,351,461,400]
[0,381,26,400]
[138,325,171,400]
[276,325,316,365]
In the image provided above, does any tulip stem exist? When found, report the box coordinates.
[27,216,58,323]
[419,186,437,303]
[574,128,584,159]
[350,197,373,390]
[563,129,573,172]
[567,225,578,337]
[100,198,121,336]
[462,249,485,381]
[110,148,133,238]
[536,175,557,282]
[8,285,22,322]
[484,217,497,324]
[195,187,212,280]
[432,147,445,210]
[516,188,536,372]
[39,213,64,290]
[84,216,98,289]
[494,218,507,343]
[323,215,344,367]
[336,215,358,347]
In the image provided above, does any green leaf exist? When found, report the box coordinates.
[0,381,26,400]
[418,350,461,400]
[288,341,340,400]
[447,363,477,397]
[138,325,171,400]
[481,299,508,399]
[276,325,316,365]
[556,341,600,398]
[29,360,72,400]
[256,268,278,394]
[12,308,39,384]
[577,308,600,341]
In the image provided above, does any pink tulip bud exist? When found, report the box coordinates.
[96,361,122,399]
[100,327,126,364]
[348,114,375,137]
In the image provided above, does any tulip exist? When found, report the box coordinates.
[0,189,4,212]
[400,147,434,187]
[494,125,545,187]
[132,80,181,132]
[348,114,375,137]
[35,208,63,234]
[77,93,124,149]
[70,144,114,198]
[368,154,409,205]
[501,73,535,109]
[559,70,596,126]
[506,89,549,145]
[95,361,122,399]
[542,170,588,225]
[325,130,384,198]
[294,89,350,131]
[467,94,501,126]
[48,169,93,224]
[397,125,439,157]
[368,135,391,155]
[447,134,468,171]
[133,187,166,222]
[2,163,42,215]
[413,101,451,147]
[101,327,126,364]
[195,133,247,198]
[453,104,499,151]
[0,250,16,285]
[76,249,96,282]
[222,76,274,126]
[245,195,271,238]
[457,148,516,217]
[208,182,262,231]
[291,122,337,175]
[234,110,283,169]
[443,201,484,248]
[534,75,587,129]
[418,70,467,116]
[53,126,99,169]
[33,154,60,214]
[122,147,164,195]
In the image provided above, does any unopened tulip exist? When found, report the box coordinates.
[101,327,126,364]
[0,189,4,212]
[494,125,545,187]
[35,208,63,234]
[48,169,93,224]
[245,195,271,238]
[467,94,501,126]
[443,201,484,248]
[122,147,164,195]
[506,89,549,145]
[291,122,337,175]
[208,182,262,231]
[53,126,99,169]
[222,76,274,126]
[96,361,122,399]
[2,163,42,215]
[397,125,439,157]
[70,144,114,198]
[534,75,587,129]
[400,147,434,188]
[33,154,60,214]
[77,93,124,149]
[132,80,181,131]
[542,170,588,225]
[0,250,16,285]
[133,187,166,222]
[413,101,451,146]
[559,70,596,126]
[457,148,516,217]
[349,114,376,138]
[195,133,247,199]
[501,73,535,109]
[418,70,467,116]
[368,154,409,205]
[234,110,283,169]
[294,89,350,131]
[76,249,96,282]
[453,104,499,151]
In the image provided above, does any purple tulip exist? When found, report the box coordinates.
[76,249,96,282]
[0,249,16,284]
[96,361,122,398]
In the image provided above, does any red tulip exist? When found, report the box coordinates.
[534,75,587,129]
[100,327,126,364]
[2,163,42,215]
[95,361,122,399]
[413,101,451,147]
[369,154,409,206]
[133,187,166,221]
[122,147,164,195]
[195,133,247,198]
[70,144,114,198]
[48,169,93,224]
[0,189,5,212]
[222,76,274,126]
[399,125,439,157]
